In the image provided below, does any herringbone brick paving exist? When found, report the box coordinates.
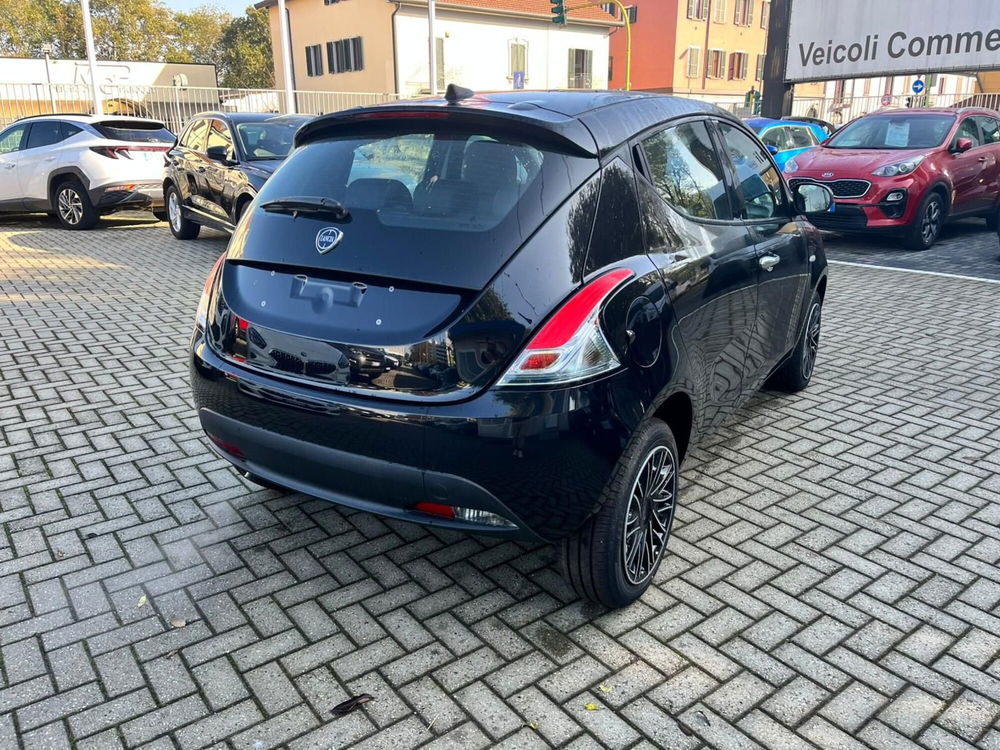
[1,214,999,749]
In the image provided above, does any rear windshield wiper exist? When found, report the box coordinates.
[260,196,350,221]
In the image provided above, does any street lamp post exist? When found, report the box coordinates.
[277,0,296,113]
[41,43,57,113]
[79,0,102,115]
[428,0,438,96]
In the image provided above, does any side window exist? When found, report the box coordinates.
[61,123,83,140]
[206,119,234,156]
[0,124,29,154]
[640,120,732,221]
[25,121,65,150]
[955,118,982,148]
[718,122,788,220]
[787,125,817,148]
[181,119,209,151]
[974,116,1000,144]
[758,126,787,151]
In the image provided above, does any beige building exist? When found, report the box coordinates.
[256,0,618,97]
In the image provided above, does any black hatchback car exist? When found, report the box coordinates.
[190,89,832,607]
[163,112,311,239]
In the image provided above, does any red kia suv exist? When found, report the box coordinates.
[783,108,1000,250]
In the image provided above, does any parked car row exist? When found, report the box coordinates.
[746,107,1000,250]
[0,111,309,232]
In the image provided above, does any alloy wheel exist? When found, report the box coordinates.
[921,198,941,245]
[168,192,181,231]
[801,302,821,380]
[57,188,83,225]
[622,445,676,585]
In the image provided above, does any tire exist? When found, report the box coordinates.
[903,191,945,250]
[53,180,98,230]
[986,205,999,231]
[152,209,169,222]
[165,184,200,240]
[768,292,822,392]
[561,420,679,608]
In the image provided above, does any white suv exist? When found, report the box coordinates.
[0,114,174,230]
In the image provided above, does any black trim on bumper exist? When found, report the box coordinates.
[199,407,543,542]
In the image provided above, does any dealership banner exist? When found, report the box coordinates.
[785,0,1000,82]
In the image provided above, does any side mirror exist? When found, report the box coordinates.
[953,137,973,153]
[766,144,780,155]
[793,182,834,214]
[206,145,235,164]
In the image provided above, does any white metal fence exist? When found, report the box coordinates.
[790,91,1000,126]
[0,82,400,132]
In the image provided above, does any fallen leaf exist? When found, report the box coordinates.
[330,694,374,718]
[55,550,66,559]
[584,702,599,711]
[137,595,148,608]
[524,722,538,731]
[165,650,179,658]
[170,618,187,628]
[598,684,612,693]
[85,532,97,539]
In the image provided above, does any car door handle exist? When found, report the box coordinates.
[759,254,781,271]
[978,156,988,162]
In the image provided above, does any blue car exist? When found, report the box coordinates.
[744,117,828,171]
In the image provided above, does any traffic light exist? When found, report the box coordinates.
[550,0,566,24]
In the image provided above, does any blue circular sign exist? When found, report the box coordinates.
[912,79,925,94]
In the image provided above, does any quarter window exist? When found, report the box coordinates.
[0,124,27,154]
[718,122,787,220]
[974,116,1000,144]
[641,120,732,221]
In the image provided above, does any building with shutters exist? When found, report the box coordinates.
[255,0,620,98]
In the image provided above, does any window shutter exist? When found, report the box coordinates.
[727,53,734,79]
[353,37,364,71]
[748,0,753,26]
[687,0,696,19]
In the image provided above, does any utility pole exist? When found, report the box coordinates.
[277,0,296,113]
[428,0,438,95]
[79,0,102,115]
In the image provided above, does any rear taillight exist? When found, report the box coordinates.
[497,269,633,386]
[195,253,226,331]
[90,145,168,159]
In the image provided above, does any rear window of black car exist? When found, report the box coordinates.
[93,120,174,143]
[255,125,595,234]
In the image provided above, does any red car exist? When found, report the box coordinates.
[783,108,1000,250]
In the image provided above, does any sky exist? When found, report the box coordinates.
[165,0,255,15]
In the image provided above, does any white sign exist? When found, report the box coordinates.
[785,0,1000,82]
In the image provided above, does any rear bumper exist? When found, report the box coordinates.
[190,333,632,542]
[91,183,163,210]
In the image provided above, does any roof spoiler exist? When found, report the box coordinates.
[294,101,599,158]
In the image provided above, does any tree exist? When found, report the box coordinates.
[217,7,273,89]
[0,0,80,58]
[174,6,230,64]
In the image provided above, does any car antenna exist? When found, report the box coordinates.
[445,84,474,104]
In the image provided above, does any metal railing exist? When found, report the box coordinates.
[790,91,1000,126]
[0,82,400,132]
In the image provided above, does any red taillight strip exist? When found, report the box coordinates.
[526,269,634,350]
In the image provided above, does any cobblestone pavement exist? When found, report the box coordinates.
[2,214,1000,750]
[824,218,1000,282]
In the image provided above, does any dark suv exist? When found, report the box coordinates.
[190,89,832,607]
[163,112,311,239]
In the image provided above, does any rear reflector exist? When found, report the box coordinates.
[207,432,245,460]
[414,502,455,518]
